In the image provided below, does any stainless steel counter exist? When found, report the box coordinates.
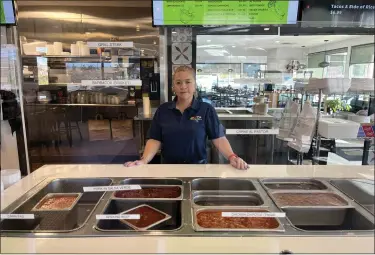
[1,177,373,238]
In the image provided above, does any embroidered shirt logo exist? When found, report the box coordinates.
[190,116,202,122]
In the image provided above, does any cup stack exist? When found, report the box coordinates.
[143,96,151,117]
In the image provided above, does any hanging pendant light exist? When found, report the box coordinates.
[318,40,330,68]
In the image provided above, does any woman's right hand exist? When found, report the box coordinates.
[123,160,146,167]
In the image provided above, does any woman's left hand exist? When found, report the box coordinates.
[229,156,248,170]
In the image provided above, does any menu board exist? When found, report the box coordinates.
[0,0,16,25]
[153,0,300,26]
[301,0,375,28]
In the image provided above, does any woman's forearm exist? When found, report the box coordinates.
[141,139,161,163]
[212,136,235,160]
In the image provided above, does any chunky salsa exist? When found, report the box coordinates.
[272,192,348,206]
[196,211,280,229]
[37,195,78,210]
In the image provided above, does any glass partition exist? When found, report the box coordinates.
[17,3,160,171]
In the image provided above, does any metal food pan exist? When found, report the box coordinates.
[119,204,172,231]
[31,193,82,230]
[193,208,284,232]
[191,178,256,191]
[192,191,259,197]
[120,178,183,186]
[45,178,112,203]
[32,193,82,212]
[285,207,375,230]
[260,178,328,191]
[268,190,353,209]
[330,179,374,214]
[95,200,182,232]
[111,185,183,200]
[193,193,264,207]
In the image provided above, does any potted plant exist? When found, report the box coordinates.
[325,98,351,115]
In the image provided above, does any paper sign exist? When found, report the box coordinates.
[226,129,279,135]
[83,185,141,192]
[222,212,285,218]
[87,42,134,48]
[81,80,142,86]
[96,214,140,220]
[1,214,35,219]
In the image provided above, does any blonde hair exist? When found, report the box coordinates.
[172,66,198,98]
[173,66,196,82]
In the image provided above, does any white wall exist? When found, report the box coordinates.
[266,48,308,71]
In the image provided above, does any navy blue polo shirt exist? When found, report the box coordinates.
[148,98,225,164]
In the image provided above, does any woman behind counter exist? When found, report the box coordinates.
[124,66,248,170]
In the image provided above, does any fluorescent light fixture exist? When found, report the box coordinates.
[197,44,224,49]
[275,41,280,43]
[232,45,236,48]
[172,31,177,34]
[207,39,211,42]
[264,27,270,31]
[204,49,229,56]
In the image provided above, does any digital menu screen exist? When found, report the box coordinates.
[153,0,300,26]
[0,0,16,25]
[301,0,374,28]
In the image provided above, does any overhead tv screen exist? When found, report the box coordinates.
[153,0,300,26]
[301,0,375,28]
[0,0,16,25]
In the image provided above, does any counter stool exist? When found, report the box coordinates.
[52,107,82,147]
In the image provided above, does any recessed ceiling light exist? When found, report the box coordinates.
[153,41,157,45]
[264,27,270,31]
[275,41,280,43]
[207,39,211,42]
[232,45,236,48]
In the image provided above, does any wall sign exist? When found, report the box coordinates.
[81,80,142,87]
[87,42,134,48]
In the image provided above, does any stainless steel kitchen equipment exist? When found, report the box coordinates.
[1,177,373,237]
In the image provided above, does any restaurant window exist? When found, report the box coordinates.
[307,48,348,78]
[243,63,267,79]
[349,43,374,79]
[196,63,242,92]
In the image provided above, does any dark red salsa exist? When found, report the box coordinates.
[114,186,181,199]
[122,205,167,229]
